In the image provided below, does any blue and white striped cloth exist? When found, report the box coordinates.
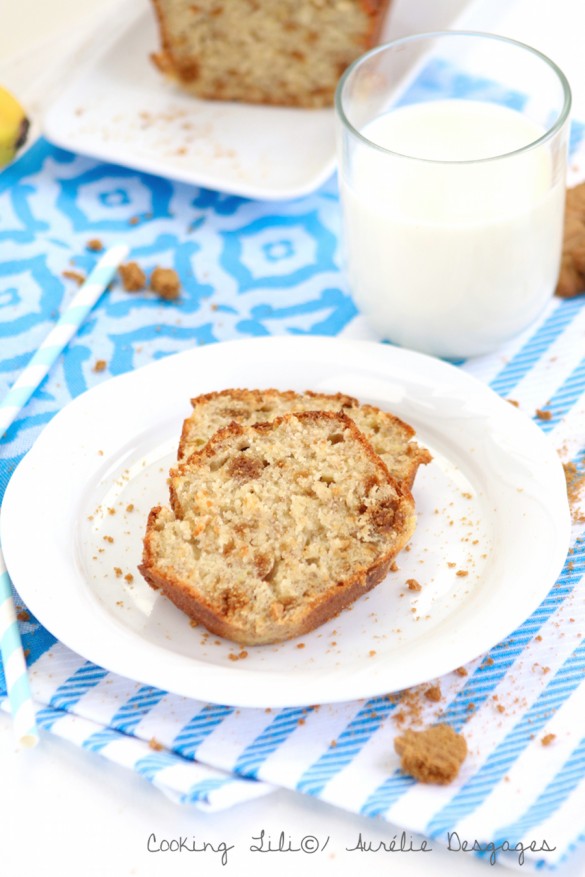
[1,66,585,866]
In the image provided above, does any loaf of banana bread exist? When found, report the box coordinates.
[150,0,391,108]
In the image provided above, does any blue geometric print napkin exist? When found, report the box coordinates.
[1,87,585,866]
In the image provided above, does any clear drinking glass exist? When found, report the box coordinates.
[335,31,571,359]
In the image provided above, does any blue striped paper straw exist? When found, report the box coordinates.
[0,243,128,746]
[0,243,128,439]
[0,536,37,747]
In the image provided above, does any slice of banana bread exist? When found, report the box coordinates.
[150,0,391,108]
[140,411,416,645]
[178,388,431,491]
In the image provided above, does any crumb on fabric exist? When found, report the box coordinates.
[86,238,103,252]
[425,685,442,703]
[151,266,181,300]
[535,408,552,421]
[394,724,467,785]
[542,733,556,746]
[93,359,107,372]
[119,262,146,292]
[62,270,85,285]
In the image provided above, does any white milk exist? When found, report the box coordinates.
[340,99,565,358]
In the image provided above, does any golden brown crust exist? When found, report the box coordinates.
[139,512,399,645]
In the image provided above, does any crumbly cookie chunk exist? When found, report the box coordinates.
[119,262,146,292]
[394,723,467,784]
[556,182,585,298]
[151,267,180,300]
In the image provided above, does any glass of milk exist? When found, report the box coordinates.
[335,32,571,359]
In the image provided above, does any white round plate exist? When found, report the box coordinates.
[1,336,571,707]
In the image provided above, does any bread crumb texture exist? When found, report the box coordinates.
[140,410,416,645]
[150,0,391,108]
[394,723,467,785]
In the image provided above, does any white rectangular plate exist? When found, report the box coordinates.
[41,0,472,200]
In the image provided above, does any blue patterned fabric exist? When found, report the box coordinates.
[2,73,585,862]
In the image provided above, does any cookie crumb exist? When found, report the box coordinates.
[148,737,164,751]
[394,724,467,785]
[535,408,552,421]
[62,270,85,286]
[406,578,422,591]
[455,667,468,677]
[425,685,442,703]
[124,573,134,584]
[119,261,146,292]
[17,609,30,622]
[456,569,469,577]
[86,238,103,252]
[151,267,181,300]
[542,733,556,746]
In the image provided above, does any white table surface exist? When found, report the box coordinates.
[2,1,585,875]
